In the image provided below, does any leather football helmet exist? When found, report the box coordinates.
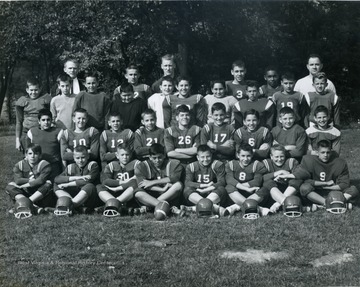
[326,191,346,214]
[242,199,259,220]
[54,196,73,216]
[196,198,213,218]
[14,197,34,219]
[103,198,121,217]
[283,195,303,218]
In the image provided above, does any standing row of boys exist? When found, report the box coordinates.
[7,54,357,219]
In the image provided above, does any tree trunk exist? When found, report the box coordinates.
[0,64,15,119]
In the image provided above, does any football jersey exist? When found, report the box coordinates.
[134,126,164,159]
[225,81,247,100]
[113,83,152,102]
[99,129,134,163]
[200,123,235,161]
[306,125,341,155]
[101,160,139,189]
[135,158,183,184]
[163,94,207,127]
[27,127,62,163]
[225,160,266,188]
[185,160,225,188]
[272,91,303,123]
[262,158,299,182]
[294,155,350,190]
[13,159,51,187]
[234,126,272,159]
[305,91,340,125]
[15,94,51,136]
[233,98,274,129]
[61,127,99,162]
[259,85,282,99]
[271,124,307,158]
[204,94,237,124]
[55,161,99,186]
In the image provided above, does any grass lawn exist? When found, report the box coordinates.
[1,130,360,286]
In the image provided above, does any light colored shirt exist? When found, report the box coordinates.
[294,75,336,96]
[148,93,167,129]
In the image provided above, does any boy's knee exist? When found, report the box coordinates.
[300,182,314,197]
[37,181,52,196]
[81,183,96,196]
[183,187,196,200]
[344,185,359,199]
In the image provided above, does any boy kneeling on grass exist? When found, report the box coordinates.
[6,144,55,219]
[134,143,184,219]
[278,140,358,213]
[181,145,229,217]
[97,144,140,217]
[54,145,99,216]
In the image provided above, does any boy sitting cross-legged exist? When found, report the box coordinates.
[100,112,134,169]
[134,143,184,219]
[271,107,307,161]
[201,102,235,162]
[262,145,302,213]
[60,108,99,167]
[181,145,229,217]
[278,140,358,213]
[5,144,55,219]
[134,109,164,160]
[225,143,270,216]
[54,145,100,215]
[97,144,140,217]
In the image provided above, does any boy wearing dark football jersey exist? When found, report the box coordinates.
[134,109,164,160]
[225,144,270,216]
[111,83,147,131]
[259,66,281,99]
[263,145,301,213]
[164,105,201,165]
[271,107,307,160]
[271,72,304,126]
[304,72,340,127]
[163,76,207,128]
[6,144,55,218]
[279,140,358,208]
[201,103,235,161]
[27,109,63,181]
[100,112,134,169]
[73,72,110,132]
[113,64,151,102]
[134,144,183,214]
[306,105,341,155]
[234,109,272,160]
[60,108,99,167]
[182,145,229,216]
[97,144,139,215]
[225,60,247,100]
[54,145,99,214]
[233,80,275,129]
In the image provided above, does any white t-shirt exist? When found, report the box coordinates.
[294,75,336,96]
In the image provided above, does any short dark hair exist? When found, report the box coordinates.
[73,108,88,117]
[308,54,322,64]
[74,145,88,154]
[197,145,212,154]
[26,77,40,88]
[141,109,156,119]
[26,143,42,154]
[243,109,259,120]
[211,102,226,114]
[317,140,332,149]
[264,65,279,75]
[176,75,192,86]
[281,72,295,81]
[38,109,52,120]
[117,143,132,154]
[175,104,190,115]
[246,80,259,89]
[237,143,253,154]
[56,73,72,85]
[107,112,122,120]
[149,143,165,155]
[120,83,134,93]
[160,75,174,85]
[232,60,246,69]
[84,71,98,80]
[314,105,329,117]
[125,64,139,73]
[210,80,225,89]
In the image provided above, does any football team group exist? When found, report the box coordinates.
[6,53,357,220]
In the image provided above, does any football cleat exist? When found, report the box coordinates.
[103,198,121,217]
[283,195,303,218]
[180,205,196,213]
[269,202,281,214]
[196,198,213,218]
[54,196,73,216]
[14,197,34,219]
[325,191,347,214]
[134,206,148,215]
[171,206,186,217]
[219,207,230,217]
[242,199,260,220]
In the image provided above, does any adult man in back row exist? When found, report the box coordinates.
[294,54,336,96]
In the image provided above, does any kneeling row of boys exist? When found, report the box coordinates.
[5,139,357,220]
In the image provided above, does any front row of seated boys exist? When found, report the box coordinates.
[5,136,358,220]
